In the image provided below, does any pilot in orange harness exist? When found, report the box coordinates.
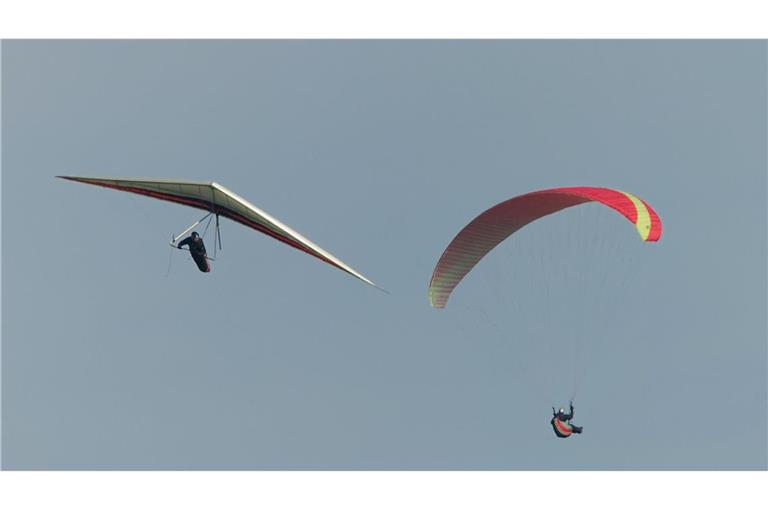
[551,401,583,438]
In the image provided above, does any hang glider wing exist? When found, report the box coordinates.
[58,176,377,288]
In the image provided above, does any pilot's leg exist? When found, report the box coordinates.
[191,252,211,272]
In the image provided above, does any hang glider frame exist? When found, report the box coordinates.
[169,210,222,260]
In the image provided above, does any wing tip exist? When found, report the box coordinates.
[428,289,447,309]
[358,275,387,294]
[57,175,88,184]
[373,283,390,295]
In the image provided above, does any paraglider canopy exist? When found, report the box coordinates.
[428,186,662,308]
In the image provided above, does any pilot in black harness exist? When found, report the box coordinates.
[177,231,210,272]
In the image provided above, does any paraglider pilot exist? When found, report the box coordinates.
[177,231,210,273]
[551,401,582,438]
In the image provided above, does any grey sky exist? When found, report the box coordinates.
[2,40,766,469]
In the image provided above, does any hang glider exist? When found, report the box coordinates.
[58,176,378,288]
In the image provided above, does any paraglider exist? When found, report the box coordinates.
[428,186,663,437]
[58,176,378,287]
[551,401,582,438]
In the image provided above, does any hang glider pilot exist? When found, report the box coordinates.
[551,401,583,438]
[177,231,210,273]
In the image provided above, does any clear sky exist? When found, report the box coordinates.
[2,40,766,469]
